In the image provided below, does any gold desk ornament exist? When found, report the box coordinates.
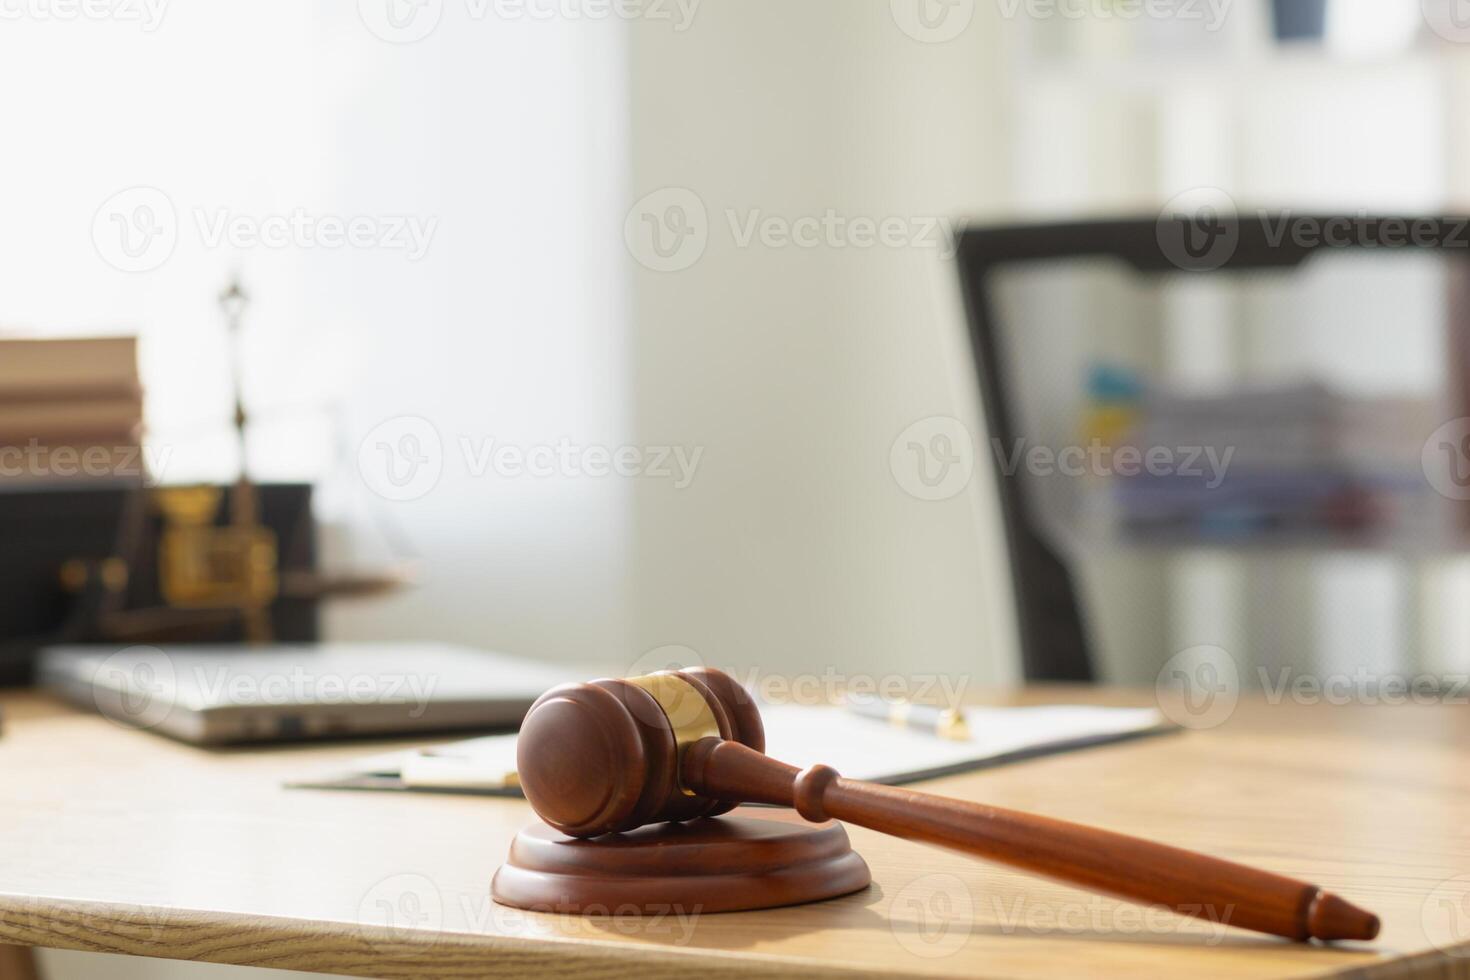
[155,485,278,641]
[54,275,411,647]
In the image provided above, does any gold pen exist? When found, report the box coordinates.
[845,698,970,741]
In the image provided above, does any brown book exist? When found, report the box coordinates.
[0,425,141,448]
[0,337,138,392]
[0,395,143,441]
[0,382,143,406]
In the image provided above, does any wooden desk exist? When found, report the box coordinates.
[1,689,1467,979]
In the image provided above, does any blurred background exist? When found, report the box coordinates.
[9,0,1470,975]
[6,2,1470,739]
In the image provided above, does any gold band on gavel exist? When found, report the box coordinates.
[626,673,723,796]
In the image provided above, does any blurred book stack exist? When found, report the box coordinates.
[0,337,145,488]
[1112,381,1440,542]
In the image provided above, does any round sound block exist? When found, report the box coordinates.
[491,810,871,914]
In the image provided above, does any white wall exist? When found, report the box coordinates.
[309,8,635,666]
[624,0,1020,687]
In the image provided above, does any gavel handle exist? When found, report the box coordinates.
[682,738,1378,943]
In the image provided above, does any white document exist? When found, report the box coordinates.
[291,703,1172,795]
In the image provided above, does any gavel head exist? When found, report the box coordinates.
[515,667,764,838]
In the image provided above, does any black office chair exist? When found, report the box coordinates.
[954,216,1470,683]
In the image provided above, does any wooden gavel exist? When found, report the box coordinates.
[515,668,1379,943]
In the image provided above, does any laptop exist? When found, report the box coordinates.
[38,643,580,745]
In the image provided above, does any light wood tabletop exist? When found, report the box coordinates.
[1,687,1467,979]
